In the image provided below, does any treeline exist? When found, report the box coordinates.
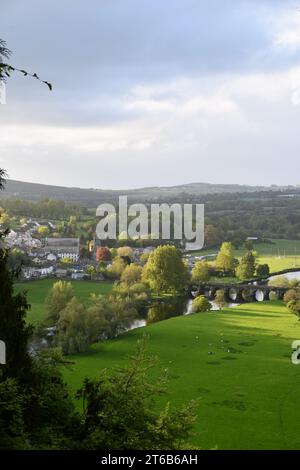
[0,198,87,220]
[187,191,300,242]
[3,189,300,243]
[39,280,148,354]
[152,191,300,241]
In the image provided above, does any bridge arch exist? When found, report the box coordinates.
[190,282,289,304]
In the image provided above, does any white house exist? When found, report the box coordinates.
[45,238,80,261]
[47,253,57,262]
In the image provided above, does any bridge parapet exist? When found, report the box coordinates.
[188,282,289,303]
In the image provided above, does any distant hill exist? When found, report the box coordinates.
[0,179,296,206]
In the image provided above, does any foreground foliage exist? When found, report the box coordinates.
[77,339,197,450]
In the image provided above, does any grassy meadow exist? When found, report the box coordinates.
[192,238,300,273]
[63,301,300,450]
[14,279,113,325]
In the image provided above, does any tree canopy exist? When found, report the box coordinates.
[142,245,188,293]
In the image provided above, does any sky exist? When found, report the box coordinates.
[1,0,300,189]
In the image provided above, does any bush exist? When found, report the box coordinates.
[192,295,212,313]
[268,276,290,288]
[287,299,300,318]
[191,261,210,283]
[283,289,300,305]
[256,264,270,278]
[214,289,228,309]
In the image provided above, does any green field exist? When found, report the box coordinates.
[64,301,300,450]
[14,279,113,325]
[191,238,300,272]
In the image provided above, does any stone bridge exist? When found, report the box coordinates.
[187,282,289,303]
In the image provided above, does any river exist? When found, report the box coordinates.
[268,271,300,282]
[128,296,240,332]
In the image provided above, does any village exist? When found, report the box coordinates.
[0,203,215,282]
[0,219,190,281]
[2,218,161,281]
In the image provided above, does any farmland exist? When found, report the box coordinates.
[63,301,300,450]
[191,239,300,273]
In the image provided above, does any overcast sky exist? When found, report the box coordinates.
[1,0,300,189]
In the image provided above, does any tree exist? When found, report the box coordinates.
[214,289,228,310]
[109,247,118,259]
[0,172,79,449]
[45,281,74,326]
[37,225,49,237]
[236,251,256,280]
[287,299,300,318]
[283,289,300,305]
[0,38,52,90]
[192,260,210,283]
[0,210,9,227]
[105,297,137,338]
[142,245,188,293]
[204,224,221,247]
[96,246,111,262]
[88,292,137,340]
[86,295,109,342]
[0,253,32,382]
[117,246,134,261]
[26,348,79,448]
[77,339,197,450]
[0,188,32,382]
[0,39,11,81]
[0,378,27,449]
[244,239,254,251]
[231,229,247,248]
[256,263,270,278]
[69,215,77,225]
[192,295,212,313]
[86,265,96,278]
[96,260,107,272]
[268,276,290,288]
[140,252,150,265]
[289,278,300,289]
[0,169,6,190]
[54,286,142,353]
[6,248,30,272]
[106,256,126,279]
[216,242,235,273]
[60,256,73,265]
[120,263,142,285]
[57,298,89,354]
[111,282,149,311]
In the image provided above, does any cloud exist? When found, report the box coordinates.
[273,9,300,51]
[1,0,300,188]
[2,66,300,188]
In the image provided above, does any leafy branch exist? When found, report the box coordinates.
[0,63,52,90]
[0,39,52,90]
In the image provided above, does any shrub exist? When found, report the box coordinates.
[192,295,212,313]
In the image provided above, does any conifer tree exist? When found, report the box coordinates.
[0,171,33,383]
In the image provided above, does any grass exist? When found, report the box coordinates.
[190,239,300,273]
[63,301,300,450]
[255,255,300,272]
[14,279,113,325]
